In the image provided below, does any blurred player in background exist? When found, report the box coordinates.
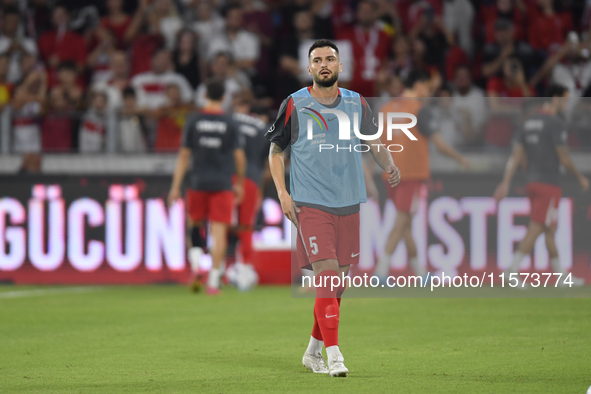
[494,84,589,286]
[168,79,246,295]
[372,70,469,282]
[266,40,399,377]
[228,96,270,285]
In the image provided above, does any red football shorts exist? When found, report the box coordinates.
[386,180,424,214]
[232,176,262,227]
[295,206,360,270]
[186,189,234,224]
[526,182,561,227]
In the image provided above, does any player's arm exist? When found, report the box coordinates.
[266,97,299,225]
[233,148,246,204]
[368,143,400,188]
[493,142,524,201]
[361,97,400,187]
[269,143,299,226]
[430,133,470,169]
[168,147,191,206]
[556,146,590,192]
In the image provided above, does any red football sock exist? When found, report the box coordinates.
[314,270,339,348]
[238,229,254,263]
[311,309,322,341]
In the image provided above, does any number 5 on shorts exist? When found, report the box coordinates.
[309,236,318,255]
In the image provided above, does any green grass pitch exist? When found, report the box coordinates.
[1,285,590,393]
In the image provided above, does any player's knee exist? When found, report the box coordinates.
[191,226,207,249]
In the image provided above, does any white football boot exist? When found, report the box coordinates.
[328,355,349,377]
[302,352,329,374]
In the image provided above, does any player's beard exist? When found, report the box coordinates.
[314,70,339,88]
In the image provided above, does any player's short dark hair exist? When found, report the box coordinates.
[206,79,225,101]
[404,70,430,89]
[122,87,136,99]
[308,39,339,58]
[545,84,567,98]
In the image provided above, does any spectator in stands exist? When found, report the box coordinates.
[117,87,147,152]
[481,0,527,44]
[374,72,405,110]
[207,5,260,76]
[430,82,472,149]
[10,68,46,153]
[191,1,224,58]
[527,0,572,54]
[277,10,317,96]
[452,65,488,146]
[41,87,74,152]
[25,0,53,38]
[195,52,250,112]
[410,36,440,76]
[0,6,38,84]
[18,52,39,85]
[100,0,135,49]
[487,57,534,99]
[152,82,193,152]
[49,62,83,111]
[551,35,591,100]
[482,19,534,79]
[127,0,164,76]
[131,48,193,110]
[0,54,12,110]
[79,90,108,152]
[88,28,118,85]
[485,57,534,148]
[336,0,391,97]
[395,0,443,33]
[92,50,130,110]
[147,0,182,50]
[37,6,87,86]
[410,4,454,75]
[381,35,414,83]
[242,0,273,76]
[442,0,474,57]
[173,29,201,90]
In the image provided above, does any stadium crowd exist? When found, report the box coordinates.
[3,0,591,157]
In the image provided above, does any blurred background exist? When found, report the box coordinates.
[1,0,591,285]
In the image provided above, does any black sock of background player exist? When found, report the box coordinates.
[191,226,207,250]
[226,231,239,263]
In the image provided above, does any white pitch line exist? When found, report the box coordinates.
[0,286,104,299]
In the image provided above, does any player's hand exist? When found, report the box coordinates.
[579,175,590,192]
[385,165,400,187]
[493,182,509,202]
[233,182,244,205]
[459,156,470,170]
[279,192,300,227]
[167,187,181,207]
